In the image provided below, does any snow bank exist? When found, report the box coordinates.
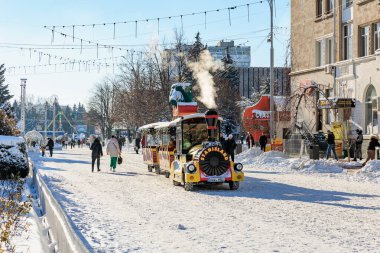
[362,160,380,173]
[298,160,344,173]
[238,150,344,174]
[235,147,262,164]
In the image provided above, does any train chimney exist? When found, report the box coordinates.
[205,109,218,142]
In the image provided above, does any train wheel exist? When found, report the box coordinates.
[184,183,194,191]
[155,166,160,175]
[148,165,152,172]
[173,180,181,186]
[165,171,170,178]
[229,181,239,190]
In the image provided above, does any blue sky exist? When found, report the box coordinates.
[0,0,290,106]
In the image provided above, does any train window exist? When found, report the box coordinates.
[182,118,210,154]
[176,126,182,154]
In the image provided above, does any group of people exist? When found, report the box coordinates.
[90,135,122,173]
[244,132,268,152]
[40,138,55,157]
[325,128,380,165]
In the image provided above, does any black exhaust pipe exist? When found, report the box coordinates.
[205,109,218,142]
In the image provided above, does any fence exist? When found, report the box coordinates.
[32,167,92,253]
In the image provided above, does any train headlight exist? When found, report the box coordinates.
[187,164,196,173]
[234,163,243,171]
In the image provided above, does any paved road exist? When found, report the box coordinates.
[33,147,380,253]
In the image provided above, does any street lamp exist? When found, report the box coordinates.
[20,78,27,136]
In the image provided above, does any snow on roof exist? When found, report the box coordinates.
[139,122,169,131]
[0,135,25,146]
[154,121,177,129]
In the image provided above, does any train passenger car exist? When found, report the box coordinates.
[139,122,167,174]
[139,110,244,191]
[154,122,176,177]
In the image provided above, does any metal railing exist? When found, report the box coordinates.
[32,167,92,253]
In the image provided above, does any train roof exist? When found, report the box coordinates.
[139,113,224,131]
[138,122,169,131]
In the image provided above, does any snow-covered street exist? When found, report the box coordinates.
[32,147,380,253]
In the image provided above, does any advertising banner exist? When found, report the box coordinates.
[332,122,343,140]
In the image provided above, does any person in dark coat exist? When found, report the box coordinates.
[245,133,251,149]
[224,134,237,162]
[46,138,54,157]
[118,136,123,152]
[90,138,103,172]
[363,135,380,166]
[259,134,268,152]
[326,130,338,160]
[134,137,141,154]
[354,129,363,161]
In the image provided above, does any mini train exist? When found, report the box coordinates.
[138,109,244,191]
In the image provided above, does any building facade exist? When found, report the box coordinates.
[238,67,291,98]
[208,40,251,68]
[291,0,380,137]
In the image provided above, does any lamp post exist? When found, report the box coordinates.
[269,0,275,142]
[20,78,27,136]
[44,101,48,139]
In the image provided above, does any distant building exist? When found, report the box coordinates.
[208,40,251,68]
[238,67,291,98]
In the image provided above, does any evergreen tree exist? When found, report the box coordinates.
[0,64,13,105]
[184,32,207,82]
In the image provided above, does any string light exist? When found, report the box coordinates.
[43,1,264,29]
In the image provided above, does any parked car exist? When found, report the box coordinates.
[0,135,30,178]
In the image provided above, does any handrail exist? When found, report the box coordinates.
[32,167,92,253]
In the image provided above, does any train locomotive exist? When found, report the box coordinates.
[139,109,244,191]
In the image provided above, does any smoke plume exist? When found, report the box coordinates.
[188,50,224,109]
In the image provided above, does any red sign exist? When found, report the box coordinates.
[243,95,270,142]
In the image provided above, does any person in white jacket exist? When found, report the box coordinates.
[106,135,121,172]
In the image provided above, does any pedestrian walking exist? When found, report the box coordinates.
[118,136,123,152]
[353,129,363,161]
[250,133,255,147]
[106,135,121,172]
[259,134,268,152]
[77,139,81,148]
[134,137,141,154]
[362,135,380,166]
[225,134,237,162]
[245,133,251,149]
[90,138,103,172]
[326,130,338,160]
[47,138,54,157]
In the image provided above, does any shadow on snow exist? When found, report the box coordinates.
[194,177,380,210]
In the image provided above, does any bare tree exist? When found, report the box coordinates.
[87,78,119,138]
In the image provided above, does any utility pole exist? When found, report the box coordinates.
[44,101,48,140]
[269,0,275,142]
[53,97,57,140]
[20,78,27,136]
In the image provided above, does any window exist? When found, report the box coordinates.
[360,26,370,57]
[343,24,353,60]
[326,37,333,64]
[316,40,323,66]
[316,0,323,17]
[345,0,353,8]
[316,37,333,66]
[374,23,380,52]
[365,85,378,134]
[325,0,333,14]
